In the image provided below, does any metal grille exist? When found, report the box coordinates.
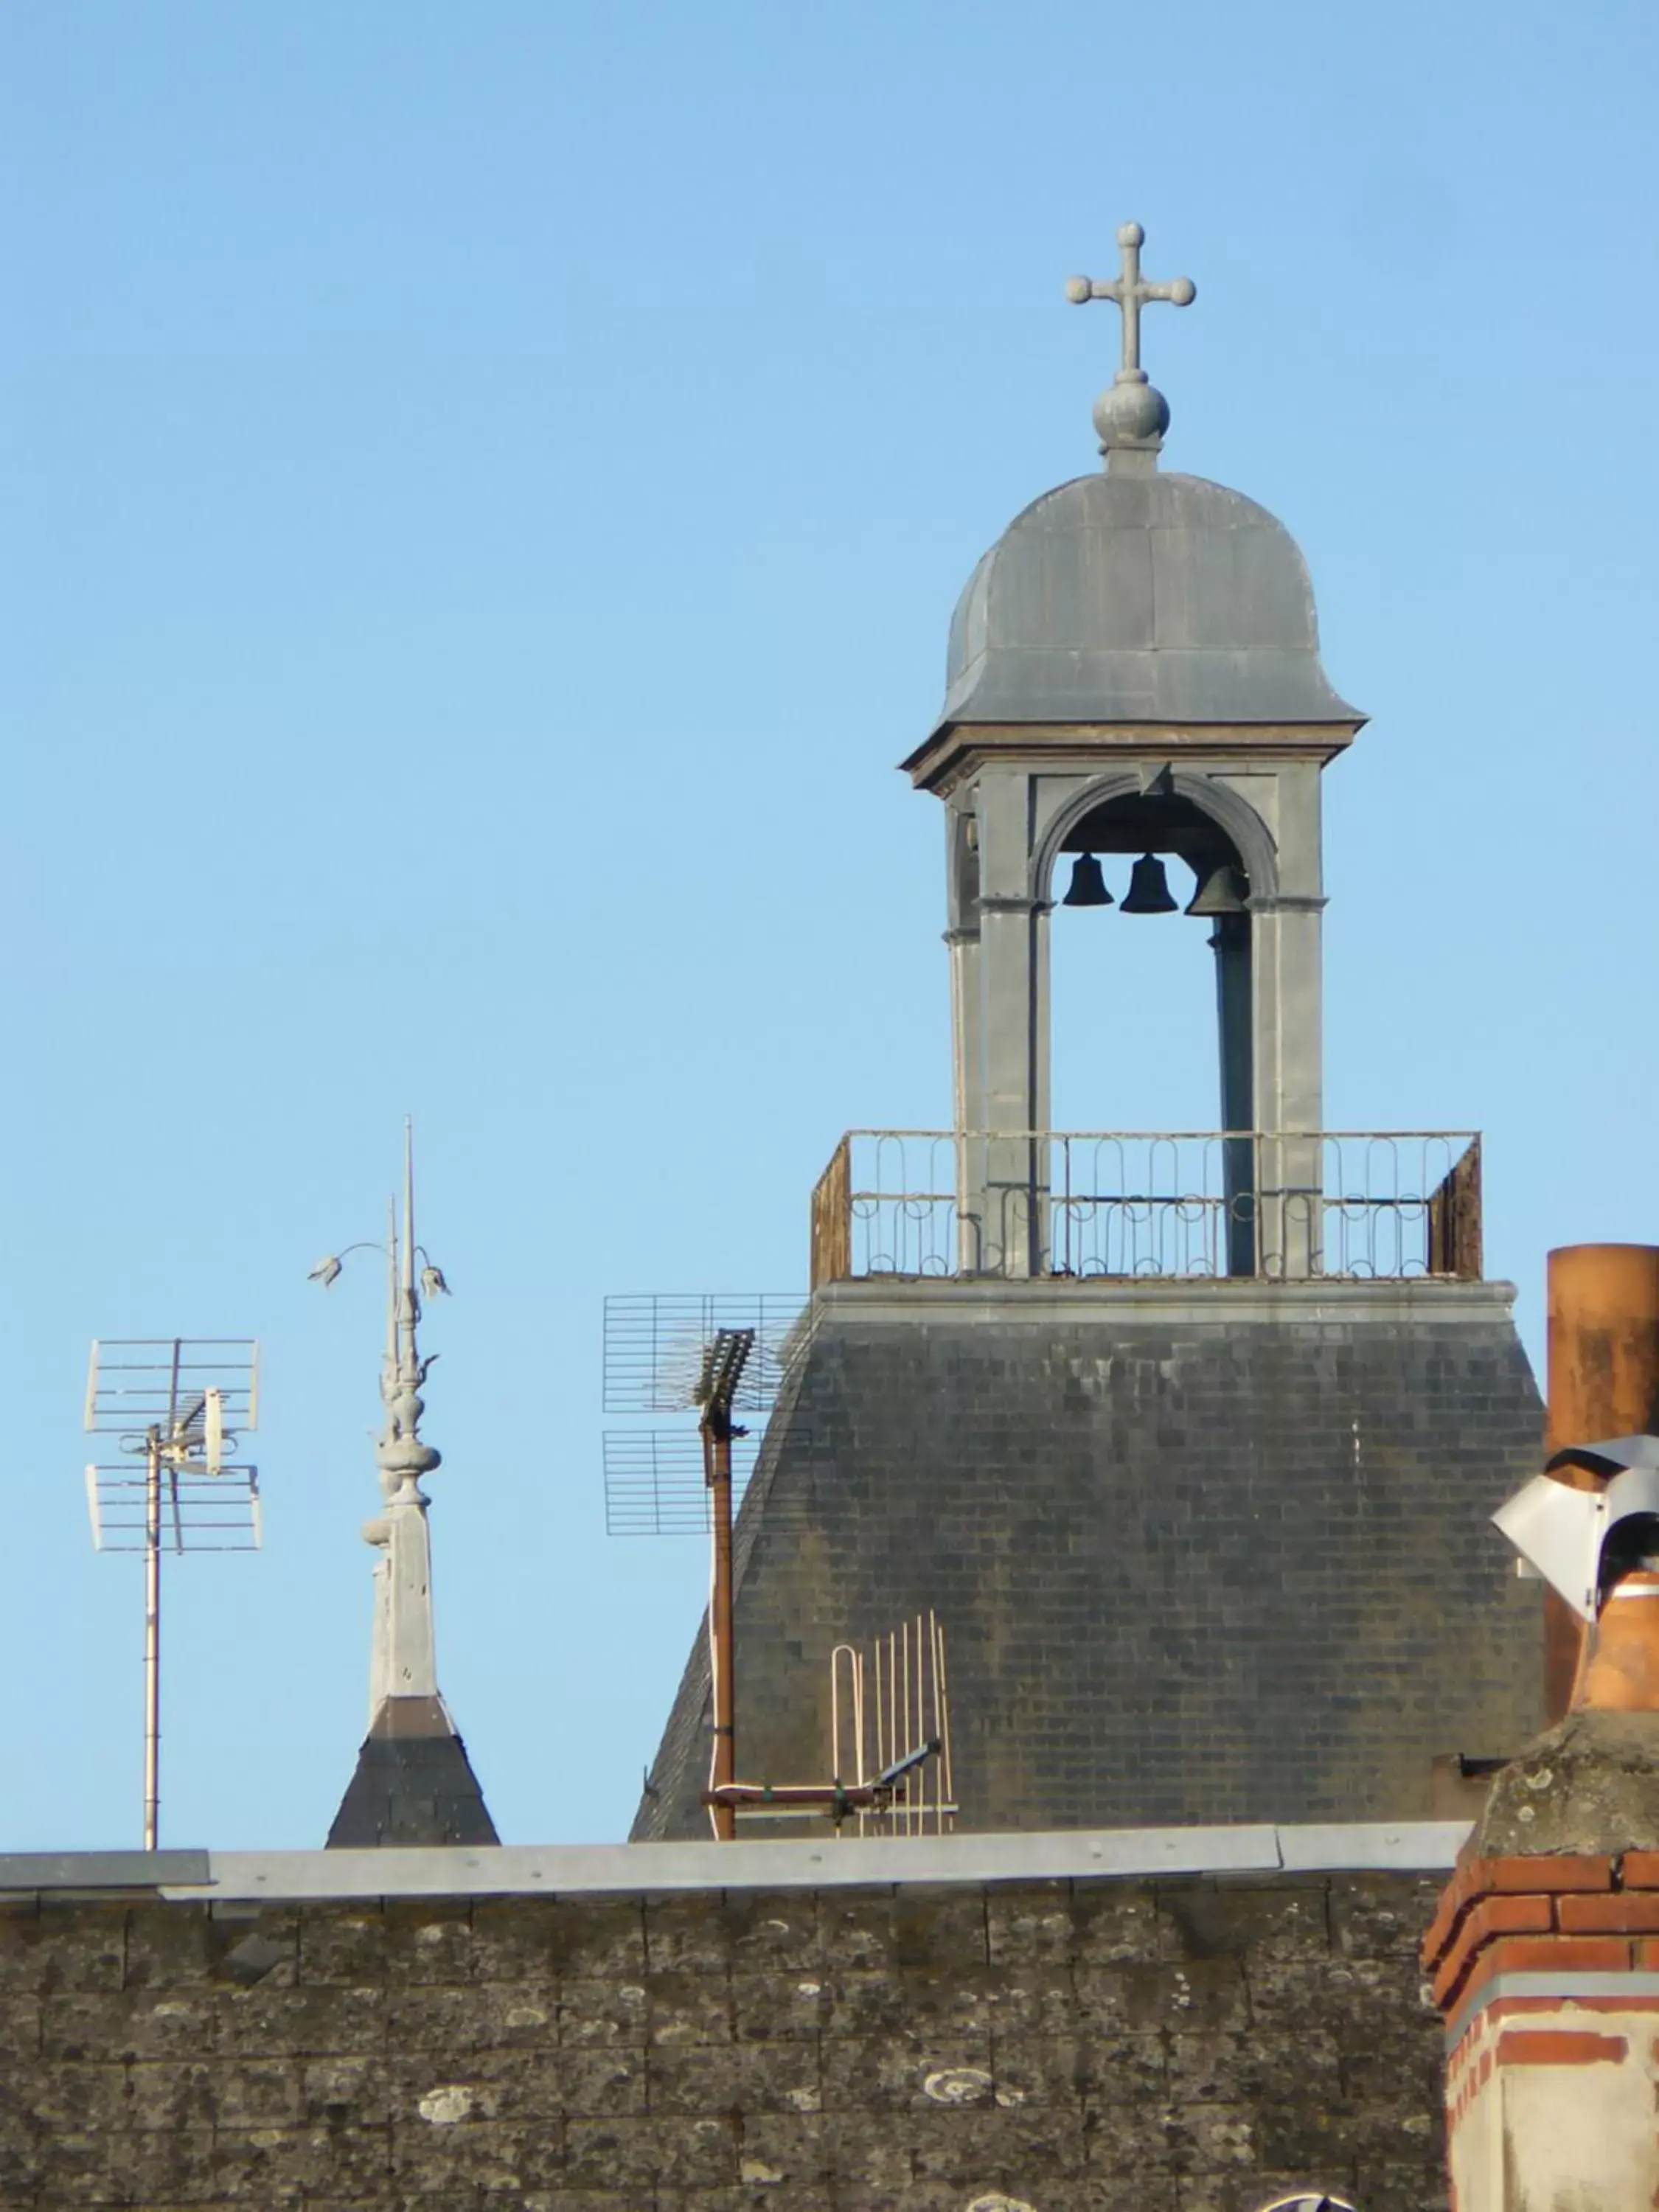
[84,1338,260,1441]
[86,1465,262,1554]
[602,1295,803,1414]
[602,1430,760,1537]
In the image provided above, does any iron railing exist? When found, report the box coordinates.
[810,1130,1482,1287]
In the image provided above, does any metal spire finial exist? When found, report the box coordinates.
[1064,222,1195,466]
[377,1115,441,1506]
[310,1119,454,1717]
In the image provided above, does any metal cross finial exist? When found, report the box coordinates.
[1065,222,1195,376]
[1064,222,1195,462]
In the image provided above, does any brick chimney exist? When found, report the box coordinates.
[1422,1245,1659,2208]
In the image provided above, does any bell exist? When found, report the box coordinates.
[1119,853,1178,915]
[1186,863,1249,917]
[1061,853,1113,908]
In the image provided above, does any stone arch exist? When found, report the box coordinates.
[1032,767,1281,906]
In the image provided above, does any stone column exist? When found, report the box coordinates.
[1210,912,1255,1276]
[972,768,1045,1276]
[946,801,987,1272]
[1251,763,1325,1277]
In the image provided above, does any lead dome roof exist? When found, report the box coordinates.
[934,467,1361,734]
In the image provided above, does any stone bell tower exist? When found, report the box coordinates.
[909,224,1360,1281]
[636,226,1545,1844]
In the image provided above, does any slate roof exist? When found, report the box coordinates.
[634,1281,1543,1841]
[327,1694,498,1848]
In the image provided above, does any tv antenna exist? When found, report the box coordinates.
[602,1294,804,1840]
[83,1338,261,1850]
[602,1295,951,1836]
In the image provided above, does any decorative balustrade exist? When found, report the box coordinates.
[810,1130,1482,1288]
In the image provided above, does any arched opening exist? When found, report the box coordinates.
[1047,785,1256,1275]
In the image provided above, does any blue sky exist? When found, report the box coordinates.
[3,2,1656,1851]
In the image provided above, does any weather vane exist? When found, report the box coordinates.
[1065,220,1195,460]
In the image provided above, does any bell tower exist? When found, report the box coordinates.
[902,223,1362,1279]
[636,225,1543,1845]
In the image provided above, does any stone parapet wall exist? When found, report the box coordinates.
[0,1866,1446,2211]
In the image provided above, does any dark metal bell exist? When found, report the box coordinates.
[1061,853,1113,908]
[1119,852,1178,914]
[1185,863,1249,917]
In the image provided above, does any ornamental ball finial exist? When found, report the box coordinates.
[1116,221,1144,248]
[1166,276,1197,307]
[1063,275,1091,305]
[1093,378,1170,448]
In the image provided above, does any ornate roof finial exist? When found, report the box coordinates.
[1065,222,1195,467]
[308,1116,456,1713]
[312,1122,495,1848]
[376,1116,442,1510]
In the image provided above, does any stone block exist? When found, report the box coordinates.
[381,1900,476,1983]
[1068,1881,1162,1965]
[722,1891,822,1973]
[650,2040,821,2116]
[0,1905,122,1995]
[556,1974,650,2049]
[563,2115,737,2192]
[298,1905,388,1985]
[390,2043,646,2125]
[984,1879,1074,1965]
[1246,1947,1428,2037]
[647,1969,734,2046]
[128,2056,301,2129]
[213,2123,392,2201]
[645,1893,740,1974]
[44,1988,216,2063]
[1073,1958,1249,2035]
[1167,2026,1340,2104]
[546,1897,647,1980]
[816,1886,897,1972]
[1353,2163,1451,2211]
[472,1978,558,2045]
[0,1995,39,2063]
[387,2115,566,2195]
[25,2058,128,2132]
[1174,2173,1360,2212]
[728,1967,827,2042]
[1158,1878,1331,1961]
[469,1897,558,1983]
[994,2028,1164,2108]
[300,2051,390,2126]
[818,2029,995,2111]
[219,1980,387,2056]
[900,2104,1089,2186]
[1330,1872,1445,1958]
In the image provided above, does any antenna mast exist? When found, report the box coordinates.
[84,1338,261,1849]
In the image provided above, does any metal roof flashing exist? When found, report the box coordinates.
[0,1823,1470,1902]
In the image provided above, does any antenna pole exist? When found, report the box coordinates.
[142,1427,161,1851]
[703,1411,737,1841]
